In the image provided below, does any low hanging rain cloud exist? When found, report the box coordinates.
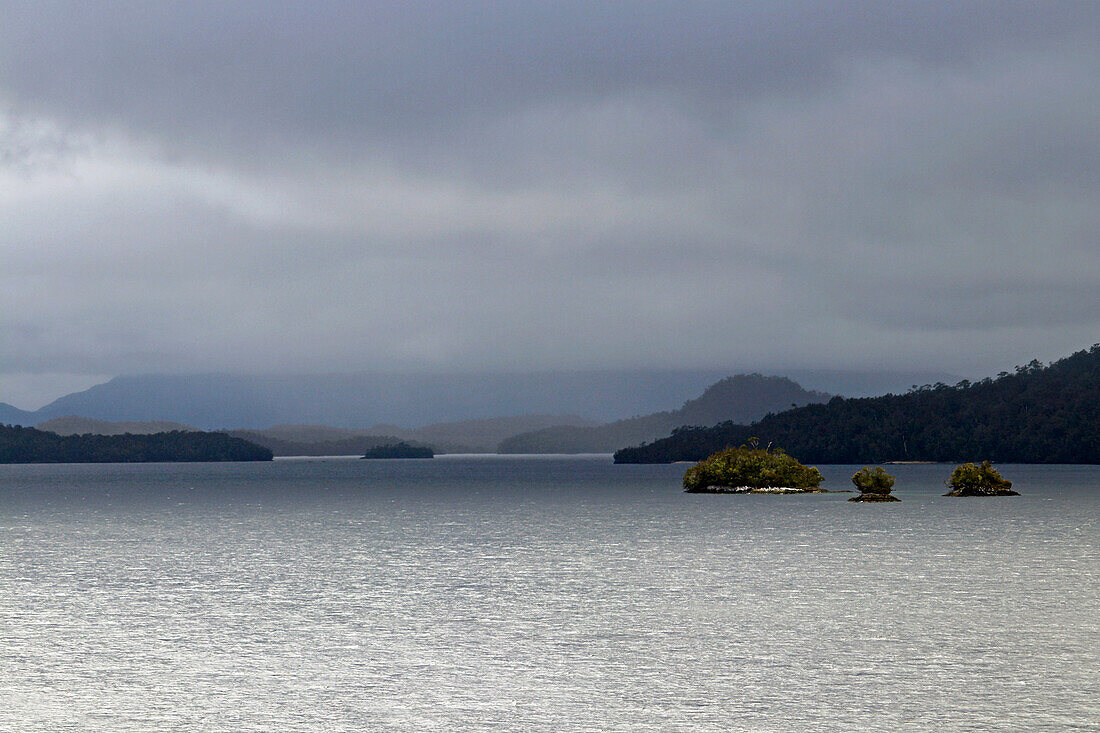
[1,1,1098,407]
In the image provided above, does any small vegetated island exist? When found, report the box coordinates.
[0,424,272,463]
[682,443,827,493]
[849,466,900,502]
[360,441,434,459]
[944,461,1018,496]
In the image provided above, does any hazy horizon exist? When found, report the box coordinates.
[2,2,1098,410]
[1,366,962,420]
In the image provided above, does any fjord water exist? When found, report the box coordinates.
[2,457,1097,731]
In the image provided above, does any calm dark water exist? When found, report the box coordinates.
[1,456,1097,731]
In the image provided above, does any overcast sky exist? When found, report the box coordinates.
[1,1,1098,408]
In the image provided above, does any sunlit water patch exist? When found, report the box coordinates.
[1,458,1097,731]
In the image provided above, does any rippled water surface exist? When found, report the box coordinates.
[2,457,1098,731]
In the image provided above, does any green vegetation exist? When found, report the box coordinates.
[944,461,1018,496]
[615,345,1100,464]
[849,466,899,502]
[360,441,434,459]
[0,425,272,463]
[851,466,895,492]
[499,375,830,453]
[682,443,824,493]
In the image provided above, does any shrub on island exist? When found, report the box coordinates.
[944,461,1018,496]
[849,466,899,502]
[683,443,824,493]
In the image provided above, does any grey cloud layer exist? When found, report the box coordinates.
[1,1,1098,392]
[5,0,1096,167]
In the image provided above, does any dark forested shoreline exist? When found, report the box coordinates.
[0,425,273,463]
[615,345,1100,464]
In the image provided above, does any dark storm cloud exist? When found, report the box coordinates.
[1,1,1098,405]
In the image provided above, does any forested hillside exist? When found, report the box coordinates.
[615,346,1100,464]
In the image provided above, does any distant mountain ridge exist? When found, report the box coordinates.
[226,414,594,455]
[2,369,960,431]
[224,429,420,457]
[376,414,598,451]
[8,371,746,429]
[0,403,35,426]
[499,374,831,453]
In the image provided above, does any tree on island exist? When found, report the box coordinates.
[683,441,824,493]
[849,466,900,502]
[944,461,1018,496]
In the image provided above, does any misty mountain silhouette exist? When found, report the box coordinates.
[2,369,959,431]
[499,374,830,453]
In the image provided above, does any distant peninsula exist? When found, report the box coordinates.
[360,441,434,459]
[0,425,272,463]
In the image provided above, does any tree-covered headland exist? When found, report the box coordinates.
[616,345,1100,464]
[0,425,273,463]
